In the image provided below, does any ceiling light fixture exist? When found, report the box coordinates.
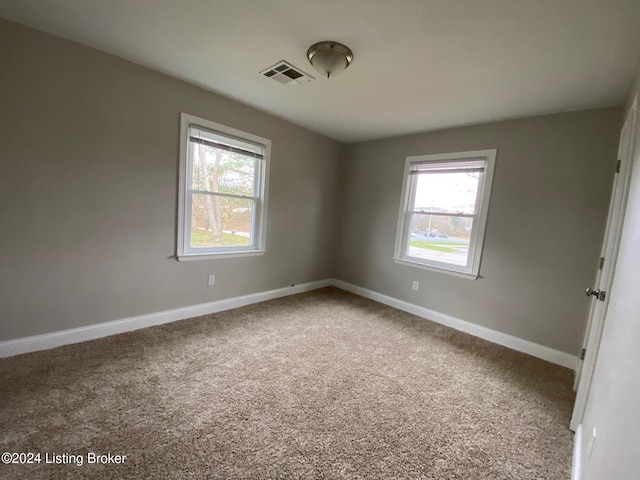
[306,41,353,79]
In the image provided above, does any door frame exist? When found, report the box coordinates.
[570,97,637,431]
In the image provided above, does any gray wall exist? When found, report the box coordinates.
[336,108,621,354]
[0,20,343,340]
[0,19,623,360]
[581,61,640,480]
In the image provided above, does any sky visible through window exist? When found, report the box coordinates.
[414,172,479,213]
[408,171,481,266]
[190,143,257,248]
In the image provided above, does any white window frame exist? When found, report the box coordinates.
[177,113,270,261]
[393,149,496,279]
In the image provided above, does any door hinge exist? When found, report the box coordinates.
[616,160,621,173]
[580,348,586,360]
[599,257,605,270]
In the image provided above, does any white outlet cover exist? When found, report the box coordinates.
[412,281,419,291]
[208,275,216,286]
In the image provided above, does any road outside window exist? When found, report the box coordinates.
[394,150,496,279]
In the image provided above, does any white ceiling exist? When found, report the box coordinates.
[1,0,639,143]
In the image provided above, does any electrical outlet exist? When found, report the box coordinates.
[207,275,216,286]
[412,280,419,291]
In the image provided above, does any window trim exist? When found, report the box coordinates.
[177,113,270,261]
[393,149,496,279]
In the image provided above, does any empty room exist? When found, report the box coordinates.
[1,1,639,479]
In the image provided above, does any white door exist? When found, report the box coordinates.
[570,98,637,431]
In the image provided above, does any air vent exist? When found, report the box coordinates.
[260,61,314,86]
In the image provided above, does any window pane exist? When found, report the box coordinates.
[191,143,256,196]
[191,194,253,248]
[407,214,473,266]
[413,171,480,214]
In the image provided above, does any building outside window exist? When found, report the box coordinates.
[394,149,496,279]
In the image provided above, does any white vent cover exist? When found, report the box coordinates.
[260,61,314,86]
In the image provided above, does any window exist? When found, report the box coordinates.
[394,149,496,279]
[177,113,270,260]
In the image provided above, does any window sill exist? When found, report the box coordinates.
[177,250,266,261]
[393,257,479,280]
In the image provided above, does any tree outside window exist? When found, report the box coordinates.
[177,114,269,260]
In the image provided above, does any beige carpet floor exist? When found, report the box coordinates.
[0,287,575,479]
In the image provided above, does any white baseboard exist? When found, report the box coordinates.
[331,279,578,370]
[572,424,583,480]
[0,278,577,370]
[0,279,331,358]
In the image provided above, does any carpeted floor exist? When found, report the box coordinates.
[0,287,575,479]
